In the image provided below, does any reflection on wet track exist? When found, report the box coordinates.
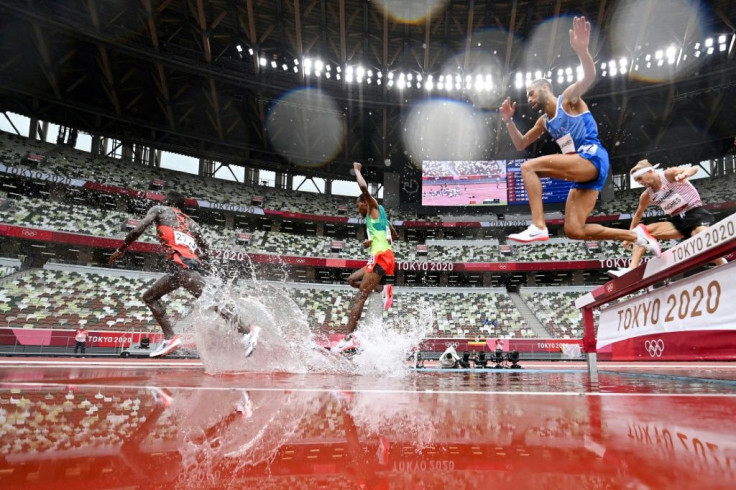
[0,362,735,488]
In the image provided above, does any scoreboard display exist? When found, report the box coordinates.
[506,159,576,206]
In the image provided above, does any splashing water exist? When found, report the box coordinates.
[177,277,433,376]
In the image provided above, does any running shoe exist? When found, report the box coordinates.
[382,284,394,311]
[607,267,631,278]
[633,224,661,257]
[333,334,358,354]
[150,335,181,358]
[241,325,261,358]
[508,224,549,243]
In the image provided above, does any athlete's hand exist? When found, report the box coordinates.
[108,248,125,264]
[499,97,516,123]
[673,169,691,182]
[353,162,362,172]
[362,239,372,248]
[569,16,591,55]
[622,240,632,250]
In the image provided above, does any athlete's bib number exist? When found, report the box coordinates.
[174,230,197,252]
[656,190,686,215]
[556,133,576,154]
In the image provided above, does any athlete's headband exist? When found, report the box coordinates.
[631,164,659,179]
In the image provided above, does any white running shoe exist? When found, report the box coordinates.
[382,284,394,311]
[633,224,661,257]
[508,224,549,243]
[150,335,182,358]
[607,267,631,278]
[333,335,358,354]
[241,325,261,358]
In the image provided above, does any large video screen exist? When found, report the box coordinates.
[421,159,576,207]
[421,160,508,206]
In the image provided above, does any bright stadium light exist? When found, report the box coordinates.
[314,59,324,71]
[356,65,365,78]
[259,57,267,66]
[705,37,713,47]
[426,80,433,91]
[367,69,373,77]
[236,45,243,53]
[248,48,254,55]
[388,71,394,80]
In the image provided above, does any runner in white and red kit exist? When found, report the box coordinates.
[608,159,728,277]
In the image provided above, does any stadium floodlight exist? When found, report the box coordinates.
[407,81,412,88]
[304,58,312,69]
[376,78,381,85]
[655,50,663,60]
[326,64,331,71]
[534,70,542,79]
[356,66,365,78]
[465,81,472,90]
[326,72,331,79]
[719,34,727,44]
[600,62,607,69]
[417,74,423,82]
[388,71,394,80]
[565,67,572,75]
[455,83,461,91]
[293,66,299,73]
[270,60,277,68]
[610,66,618,77]
[387,79,394,87]
[367,69,373,77]
[557,75,565,83]
[707,47,714,55]
[557,67,564,75]
[236,45,243,53]
[645,53,652,61]
[446,82,453,92]
[619,58,628,68]
[437,82,444,90]
[366,78,372,84]
[408,73,413,81]
[336,66,341,73]
[514,78,524,89]
[314,59,324,71]
[426,80,433,91]
[248,48,254,55]
[720,43,727,52]
[336,73,341,80]
[705,37,713,47]
[657,59,664,66]
[377,71,382,78]
[282,63,288,71]
[346,73,353,83]
[294,58,299,65]
[259,57,267,66]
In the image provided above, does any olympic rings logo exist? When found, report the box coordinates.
[644,339,665,358]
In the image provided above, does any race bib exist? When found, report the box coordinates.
[174,230,197,252]
[655,189,686,215]
[556,133,576,154]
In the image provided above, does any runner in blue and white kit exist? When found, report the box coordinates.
[499,16,659,255]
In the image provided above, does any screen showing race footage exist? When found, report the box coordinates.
[421,159,575,207]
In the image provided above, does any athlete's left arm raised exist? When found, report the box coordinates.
[109,206,160,263]
[353,162,380,217]
[561,16,596,106]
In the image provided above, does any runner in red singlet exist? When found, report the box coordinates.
[109,191,260,357]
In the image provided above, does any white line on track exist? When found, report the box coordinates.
[2,380,736,397]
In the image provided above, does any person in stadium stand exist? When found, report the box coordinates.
[608,159,728,277]
[498,16,660,255]
[108,191,260,358]
[74,324,88,357]
[335,162,397,353]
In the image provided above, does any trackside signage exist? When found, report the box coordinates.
[597,261,736,348]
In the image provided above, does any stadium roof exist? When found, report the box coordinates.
[0,0,735,182]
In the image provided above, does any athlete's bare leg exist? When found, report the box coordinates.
[345,271,383,335]
[521,154,599,229]
[347,266,382,293]
[563,189,640,242]
[143,275,183,339]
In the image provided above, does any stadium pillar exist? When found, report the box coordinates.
[28,117,39,141]
[316,222,324,236]
[91,135,101,155]
[199,158,214,178]
[324,179,332,195]
[527,272,536,286]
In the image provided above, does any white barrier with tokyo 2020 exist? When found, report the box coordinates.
[597,261,736,348]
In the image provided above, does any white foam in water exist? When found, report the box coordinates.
[178,277,433,376]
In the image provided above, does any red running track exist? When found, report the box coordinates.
[0,358,735,488]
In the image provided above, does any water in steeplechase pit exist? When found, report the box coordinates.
[175,276,434,376]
